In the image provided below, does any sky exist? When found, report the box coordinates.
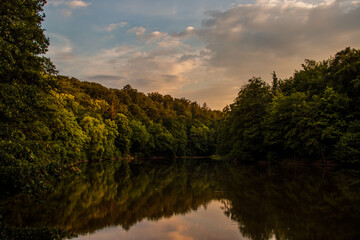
[44,0,360,110]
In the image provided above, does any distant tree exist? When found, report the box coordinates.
[169,117,188,156]
[80,116,119,160]
[114,113,132,154]
[129,120,150,153]
[147,122,175,156]
[189,124,211,156]
[271,71,278,94]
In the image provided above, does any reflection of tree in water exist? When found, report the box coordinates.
[2,159,218,234]
[2,160,360,240]
[217,165,360,240]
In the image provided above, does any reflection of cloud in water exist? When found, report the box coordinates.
[76,200,247,240]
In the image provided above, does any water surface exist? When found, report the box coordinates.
[77,200,246,240]
[2,159,360,239]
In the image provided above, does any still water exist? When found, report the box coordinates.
[2,159,360,239]
[77,200,245,240]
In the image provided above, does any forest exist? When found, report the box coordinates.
[0,0,223,198]
[218,48,360,163]
[1,0,360,199]
[1,1,360,239]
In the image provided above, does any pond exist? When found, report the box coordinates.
[2,159,360,239]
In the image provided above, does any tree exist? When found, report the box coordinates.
[147,122,175,156]
[129,120,150,154]
[326,47,360,117]
[168,117,188,156]
[292,59,328,95]
[114,113,132,155]
[335,120,360,163]
[218,77,272,161]
[189,124,211,156]
[0,0,56,86]
[271,71,278,94]
[265,87,349,161]
[80,116,118,160]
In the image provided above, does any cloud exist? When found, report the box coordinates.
[191,0,360,84]
[51,0,91,8]
[46,33,78,73]
[106,22,128,32]
[47,37,202,96]
[121,47,200,93]
[169,0,360,108]
[86,75,126,86]
[128,27,147,37]
[47,0,360,109]
[47,33,73,53]
[171,26,196,38]
[50,0,91,16]
[128,27,167,43]
[128,27,187,49]
[87,75,125,81]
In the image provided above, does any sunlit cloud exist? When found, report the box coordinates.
[191,0,360,85]
[105,22,128,32]
[46,0,360,109]
[47,33,202,96]
[51,0,91,8]
[49,0,91,16]
[172,26,196,38]
[128,27,147,37]
[47,33,76,69]
[128,27,186,49]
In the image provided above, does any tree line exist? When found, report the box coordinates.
[217,48,360,164]
[1,0,360,199]
[0,0,222,198]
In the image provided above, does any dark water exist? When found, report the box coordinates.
[2,159,360,240]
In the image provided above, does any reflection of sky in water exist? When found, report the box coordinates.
[76,200,248,240]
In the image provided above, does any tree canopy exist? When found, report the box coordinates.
[218,47,360,163]
[0,0,55,86]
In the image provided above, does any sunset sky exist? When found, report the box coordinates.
[44,0,360,109]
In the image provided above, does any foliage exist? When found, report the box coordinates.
[217,77,272,161]
[0,0,222,200]
[55,76,222,158]
[0,0,56,87]
[2,0,359,238]
[219,48,360,163]
[0,223,77,240]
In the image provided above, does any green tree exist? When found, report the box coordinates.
[129,120,150,154]
[114,113,132,155]
[189,124,211,156]
[103,119,119,158]
[50,92,88,161]
[265,88,348,160]
[218,77,272,161]
[0,0,56,86]
[80,116,118,160]
[169,117,188,156]
[335,120,360,163]
[326,48,360,117]
[147,122,175,156]
[271,71,278,94]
